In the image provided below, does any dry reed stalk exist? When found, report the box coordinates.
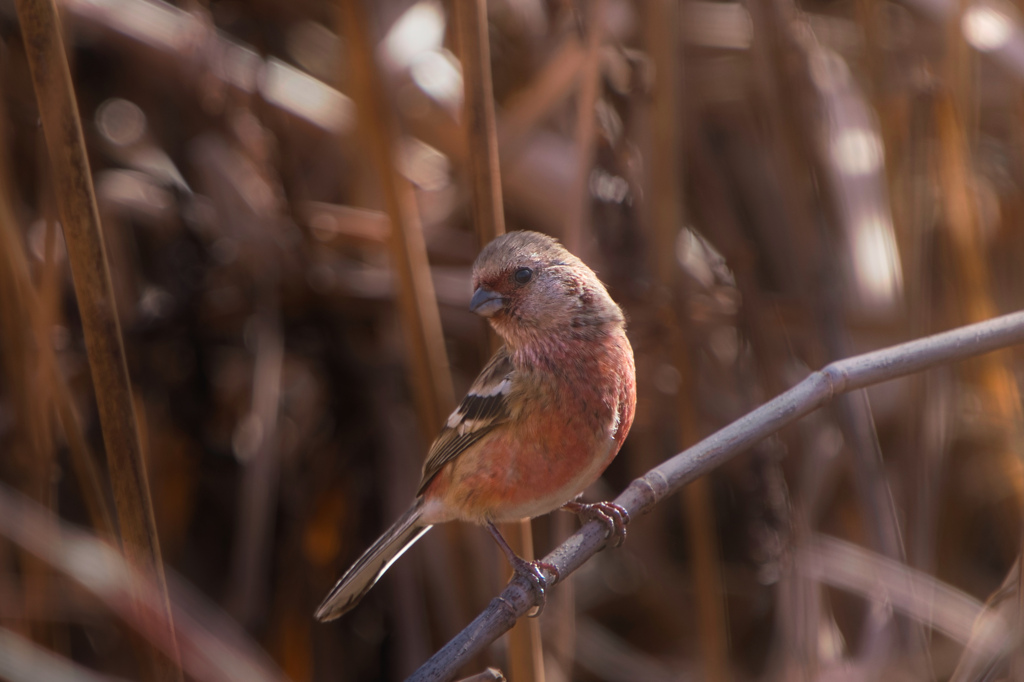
[946,0,977,136]
[52,379,116,540]
[0,100,65,653]
[0,224,56,652]
[337,0,454,437]
[456,0,505,246]
[763,8,935,672]
[455,2,545,677]
[0,191,114,541]
[496,521,544,682]
[936,91,1024,430]
[564,0,606,257]
[933,90,1024,677]
[687,118,798,632]
[368,379,441,672]
[744,3,926,672]
[743,4,828,673]
[13,0,181,678]
[225,299,284,627]
[37,158,118,544]
[934,94,1022,400]
[858,0,944,592]
[0,118,58,650]
[644,2,730,680]
[337,0,486,671]
[498,36,585,162]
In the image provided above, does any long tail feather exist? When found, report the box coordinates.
[315,500,431,621]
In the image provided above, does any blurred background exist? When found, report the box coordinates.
[2,0,1024,680]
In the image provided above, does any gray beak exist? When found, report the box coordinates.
[469,286,505,318]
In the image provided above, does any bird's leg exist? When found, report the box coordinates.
[562,498,630,547]
[486,521,559,617]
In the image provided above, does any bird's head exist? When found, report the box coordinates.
[469,231,622,348]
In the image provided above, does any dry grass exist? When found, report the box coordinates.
[1,0,1024,680]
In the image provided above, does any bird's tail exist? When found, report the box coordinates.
[315,499,432,621]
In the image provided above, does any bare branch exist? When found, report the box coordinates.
[409,310,1024,681]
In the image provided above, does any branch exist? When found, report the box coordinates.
[409,310,1024,681]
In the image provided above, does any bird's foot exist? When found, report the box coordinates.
[563,499,630,547]
[486,521,560,617]
[508,555,560,617]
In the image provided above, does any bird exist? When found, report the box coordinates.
[315,230,636,621]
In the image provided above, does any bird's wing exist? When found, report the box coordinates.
[418,346,514,494]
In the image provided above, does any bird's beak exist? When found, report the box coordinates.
[470,286,505,318]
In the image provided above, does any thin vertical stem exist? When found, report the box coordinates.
[13,0,181,678]
[338,0,455,436]
[498,521,545,682]
[338,2,464,672]
[564,0,606,257]
[646,1,730,679]
[457,0,505,244]
[455,1,544,678]
[0,201,114,541]
[934,90,1024,678]
[226,296,284,627]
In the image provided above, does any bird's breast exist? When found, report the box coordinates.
[423,333,635,524]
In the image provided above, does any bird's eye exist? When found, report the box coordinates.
[513,267,533,285]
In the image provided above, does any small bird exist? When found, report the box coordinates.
[315,230,636,621]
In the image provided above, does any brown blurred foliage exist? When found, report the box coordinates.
[2,0,1024,680]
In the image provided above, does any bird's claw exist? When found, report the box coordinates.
[563,500,630,548]
[509,556,560,617]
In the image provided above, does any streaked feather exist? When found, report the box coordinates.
[418,347,514,493]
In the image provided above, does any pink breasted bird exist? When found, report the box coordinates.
[315,230,636,621]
